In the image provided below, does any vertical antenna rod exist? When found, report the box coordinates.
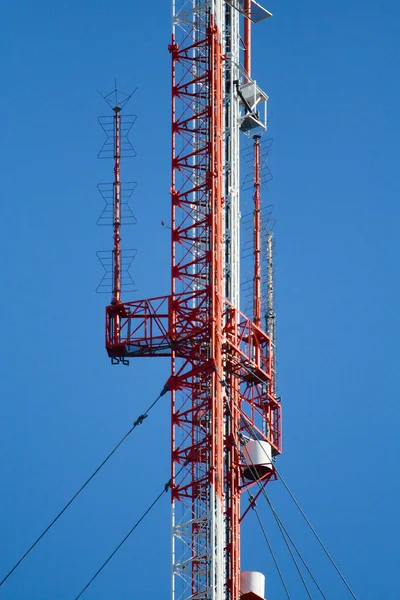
[253,135,261,328]
[244,0,252,77]
[113,106,122,305]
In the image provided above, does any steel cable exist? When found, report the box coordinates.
[258,489,329,600]
[241,404,358,600]
[249,495,293,600]
[245,462,314,600]
[221,374,330,599]
[219,367,359,600]
[274,466,359,600]
[0,382,169,588]
[221,382,313,599]
[244,419,357,599]
[74,477,172,599]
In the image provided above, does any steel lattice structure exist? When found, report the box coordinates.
[103,3,281,600]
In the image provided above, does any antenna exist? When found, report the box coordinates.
[253,135,261,327]
[96,84,137,306]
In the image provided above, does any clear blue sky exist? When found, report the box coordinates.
[0,1,398,598]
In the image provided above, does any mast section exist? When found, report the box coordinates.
[103,4,280,600]
[170,3,226,600]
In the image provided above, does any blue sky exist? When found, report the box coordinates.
[0,1,399,598]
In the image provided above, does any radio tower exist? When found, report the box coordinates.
[105,3,281,600]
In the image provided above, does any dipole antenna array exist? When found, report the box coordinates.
[96,84,137,304]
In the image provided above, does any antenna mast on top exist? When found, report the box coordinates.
[96,83,137,316]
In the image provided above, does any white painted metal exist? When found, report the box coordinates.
[226,0,272,22]
[240,80,267,106]
[213,7,226,600]
[240,571,266,599]
[172,4,227,600]
[238,76,268,133]
[222,4,241,600]
[243,439,272,470]
[224,0,241,309]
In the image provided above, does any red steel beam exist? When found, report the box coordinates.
[253,136,261,328]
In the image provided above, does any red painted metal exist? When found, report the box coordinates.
[169,19,226,585]
[253,136,261,328]
[168,22,229,597]
[106,293,281,456]
[241,592,264,600]
[112,107,122,306]
[103,7,280,600]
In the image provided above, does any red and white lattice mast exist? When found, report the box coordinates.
[104,3,281,600]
